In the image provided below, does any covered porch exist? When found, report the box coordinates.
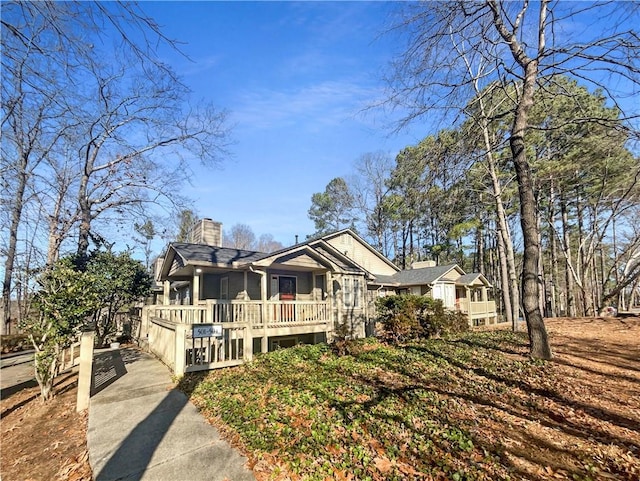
[147,240,371,374]
[455,273,499,325]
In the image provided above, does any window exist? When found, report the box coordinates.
[343,278,352,308]
[353,279,361,308]
[343,277,362,309]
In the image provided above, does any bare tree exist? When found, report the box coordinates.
[1,2,230,332]
[256,234,285,253]
[223,224,257,251]
[384,0,640,359]
[72,54,228,257]
[351,152,395,257]
[1,2,78,333]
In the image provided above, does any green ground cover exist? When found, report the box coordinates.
[178,328,638,481]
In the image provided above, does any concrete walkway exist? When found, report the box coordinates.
[87,347,255,481]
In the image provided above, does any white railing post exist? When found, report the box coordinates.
[76,331,95,412]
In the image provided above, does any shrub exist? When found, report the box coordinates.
[375,294,428,342]
[375,294,469,343]
[331,316,362,356]
[21,258,100,400]
[420,299,469,337]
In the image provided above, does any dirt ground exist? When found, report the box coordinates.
[0,371,92,481]
[1,316,638,481]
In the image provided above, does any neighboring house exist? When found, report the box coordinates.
[144,219,499,375]
[373,261,497,326]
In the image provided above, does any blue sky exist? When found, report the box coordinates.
[140,1,423,246]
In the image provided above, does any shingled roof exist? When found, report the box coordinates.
[392,264,461,285]
[170,242,266,266]
[456,273,489,286]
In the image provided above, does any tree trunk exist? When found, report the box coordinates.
[476,88,519,328]
[2,154,30,335]
[510,61,552,359]
[496,220,513,327]
[549,182,559,317]
[33,345,60,402]
[575,185,586,316]
[77,169,92,257]
[560,195,576,317]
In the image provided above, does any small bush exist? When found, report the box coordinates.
[375,294,469,343]
[420,298,469,337]
[331,318,360,356]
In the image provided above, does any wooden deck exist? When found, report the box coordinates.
[144,301,332,375]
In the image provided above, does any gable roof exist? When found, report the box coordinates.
[159,243,267,279]
[159,233,372,280]
[319,229,400,273]
[393,264,463,286]
[456,273,492,287]
[248,242,360,273]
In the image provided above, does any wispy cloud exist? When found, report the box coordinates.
[179,54,224,77]
[231,79,381,132]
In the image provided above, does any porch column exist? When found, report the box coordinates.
[325,270,334,343]
[192,272,200,305]
[243,271,254,360]
[259,270,268,353]
[465,287,472,327]
[163,280,170,306]
[481,286,488,316]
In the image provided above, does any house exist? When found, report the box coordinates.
[143,219,499,375]
[372,261,497,326]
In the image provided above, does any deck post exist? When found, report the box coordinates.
[255,269,268,353]
[244,323,253,361]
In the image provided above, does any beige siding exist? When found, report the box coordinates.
[326,233,397,276]
[442,269,462,281]
[273,252,326,269]
[168,257,184,276]
[188,218,222,246]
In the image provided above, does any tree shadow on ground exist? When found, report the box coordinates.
[90,348,151,398]
[327,369,583,481]
[0,372,75,418]
[94,389,188,481]
[407,343,640,443]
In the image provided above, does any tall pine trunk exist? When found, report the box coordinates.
[560,195,576,316]
[510,60,552,359]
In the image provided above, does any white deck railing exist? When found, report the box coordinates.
[457,299,497,319]
[144,300,332,375]
[150,300,330,327]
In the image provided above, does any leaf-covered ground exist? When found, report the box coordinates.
[179,317,640,481]
[0,371,92,481]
